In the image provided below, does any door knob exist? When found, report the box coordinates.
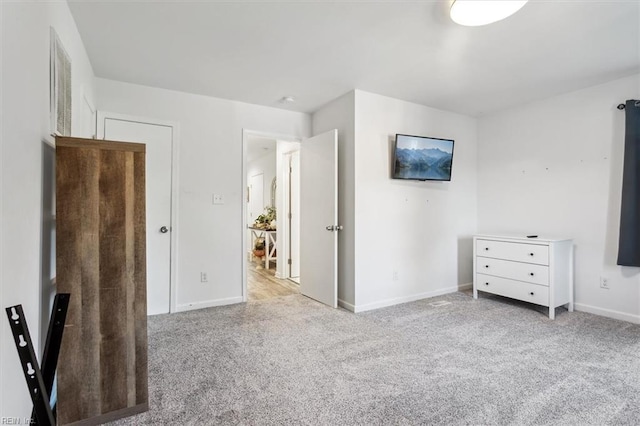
[160,226,169,234]
[326,225,334,231]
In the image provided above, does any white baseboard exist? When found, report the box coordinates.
[458,282,473,290]
[574,303,640,324]
[352,283,472,313]
[175,296,243,313]
[338,299,355,312]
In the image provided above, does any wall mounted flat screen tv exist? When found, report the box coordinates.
[392,134,454,181]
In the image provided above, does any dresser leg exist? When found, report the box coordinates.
[473,288,478,299]
[568,302,574,312]
[549,307,555,320]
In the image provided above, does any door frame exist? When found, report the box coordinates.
[97,111,180,313]
[241,129,301,302]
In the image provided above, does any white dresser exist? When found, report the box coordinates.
[473,234,574,319]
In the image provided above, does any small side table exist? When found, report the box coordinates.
[249,227,277,270]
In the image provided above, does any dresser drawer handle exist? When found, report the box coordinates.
[529,253,534,256]
[530,292,535,296]
[485,282,489,286]
[484,247,489,251]
[529,272,535,276]
[485,265,489,268]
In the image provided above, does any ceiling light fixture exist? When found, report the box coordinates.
[450,0,528,27]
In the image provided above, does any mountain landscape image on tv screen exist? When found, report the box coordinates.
[393,134,454,181]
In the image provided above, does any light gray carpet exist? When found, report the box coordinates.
[109,292,640,425]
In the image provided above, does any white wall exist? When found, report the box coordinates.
[352,91,478,311]
[96,78,310,311]
[478,74,640,323]
[1,1,96,418]
[311,92,356,307]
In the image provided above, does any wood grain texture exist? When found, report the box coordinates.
[56,136,145,152]
[98,149,128,413]
[56,137,148,425]
[56,145,101,422]
[124,152,136,408]
[133,151,148,405]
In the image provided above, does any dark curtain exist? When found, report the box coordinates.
[617,99,640,267]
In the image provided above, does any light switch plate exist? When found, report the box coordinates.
[213,194,224,205]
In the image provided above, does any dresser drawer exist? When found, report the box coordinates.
[476,239,549,265]
[476,257,549,286]
[476,274,549,307]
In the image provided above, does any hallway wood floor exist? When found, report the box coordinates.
[248,258,299,301]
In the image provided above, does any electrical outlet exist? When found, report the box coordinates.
[201,272,208,283]
[213,194,224,205]
[600,276,609,289]
[392,270,399,281]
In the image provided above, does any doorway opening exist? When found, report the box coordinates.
[243,131,301,301]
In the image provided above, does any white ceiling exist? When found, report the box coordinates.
[246,136,276,163]
[68,0,640,117]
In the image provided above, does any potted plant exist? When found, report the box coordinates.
[253,237,266,258]
[253,206,277,230]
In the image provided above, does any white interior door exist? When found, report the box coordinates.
[290,151,301,279]
[249,173,264,224]
[102,117,173,315]
[300,129,338,308]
